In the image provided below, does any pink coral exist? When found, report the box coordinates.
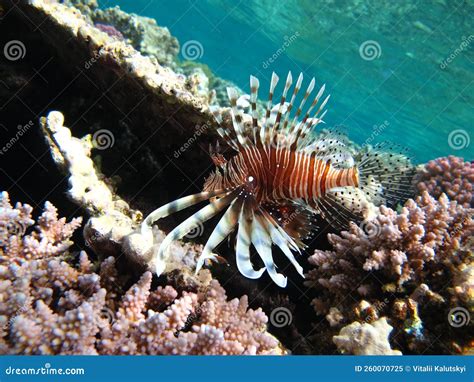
[306,191,473,302]
[304,191,472,354]
[98,276,280,355]
[416,156,473,207]
[0,191,82,263]
[0,193,282,355]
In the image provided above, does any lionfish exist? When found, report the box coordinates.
[142,72,414,287]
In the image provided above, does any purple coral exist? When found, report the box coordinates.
[416,156,473,207]
[306,191,473,302]
[94,23,124,40]
[99,275,280,355]
[305,191,472,354]
[0,193,281,355]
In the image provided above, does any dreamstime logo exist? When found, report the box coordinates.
[96,307,115,328]
[262,31,300,69]
[359,219,382,239]
[448,129,470,150]
[359,40,382,61]
[269,307,293,328]
[0,220,27,245]
[3,40,26,61]
[92,129,115,150]
[185,222,204,239]
[173,124,209,158]
[181,40,204,61]
[364,120,389,145]
[440,35,474,69]
[448,307,470,328]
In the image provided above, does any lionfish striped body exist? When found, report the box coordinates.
[143,72,414,287]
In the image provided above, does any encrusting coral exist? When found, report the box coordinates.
[305,190,473,354]
[416,156,473,208]
[0,192,284,355]
[333,317,401,355]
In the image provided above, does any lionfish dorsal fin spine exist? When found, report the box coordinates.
[226,87,248,147]
[262,72,279,145]
[281,72,303,134]
[270,71,293,140]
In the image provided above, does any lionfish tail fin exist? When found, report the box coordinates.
[357,142,416,208]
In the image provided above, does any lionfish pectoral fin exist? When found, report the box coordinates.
[235,201,266,279]
[251,212,287,288]
[195,196,243,274]
[315,190,363,231]
[259,210,304,278]
[155,189,238,276]
[141,189,230,236]
[358,142,416,208]
[263,203,317,250]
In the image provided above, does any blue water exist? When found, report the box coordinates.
[102,0,473,163]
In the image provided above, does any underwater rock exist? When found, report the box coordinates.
[93,6,180,68]
[40,110,203,277]
[333,317,402,355]
[63,1,179,67]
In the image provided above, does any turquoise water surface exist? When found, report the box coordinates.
[103,0,473,163]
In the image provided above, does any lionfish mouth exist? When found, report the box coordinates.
[142,71,415,288]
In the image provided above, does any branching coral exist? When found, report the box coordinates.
[416,156,473,207]
[0,193,282,355]
[305,191,473,354]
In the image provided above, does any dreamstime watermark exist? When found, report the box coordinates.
[448,129,470,150]
[362,298,390,324]
[5,363,85,376]
[2,301,29,330]
[0,120,33,155]
[364,120,389,145]
[269,307,293,328]
[440,35,474,69]
[95,307,115,328]
[262,31,300,69]
[359,219,382,239]
[84,48,106,69]
[3,40,26,61]
[173,124,209,158]
[174,285,212,337]
[448,307,471,328]
[92,129,115,150]
[0,220,28,246]
[181,40,204,61]
[185,221,204,239]
[359,40,382,61]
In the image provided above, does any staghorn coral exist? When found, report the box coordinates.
[306,191,473,299]
[305,191,473,354]
[0,193,283,355]
[416,156,473,207]
[0,191,82,263]
[99,275,281,355]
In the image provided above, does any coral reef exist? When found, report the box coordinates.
[333,317,401,355]
[305,191,473,354]
[0,193,284,355]
[416,156,473,208]
[1,0,472,357]
[93,6,180,68]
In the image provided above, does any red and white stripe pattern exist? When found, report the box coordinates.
[204,146,359,205]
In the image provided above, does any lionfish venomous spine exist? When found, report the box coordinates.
[143,72,414,287]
